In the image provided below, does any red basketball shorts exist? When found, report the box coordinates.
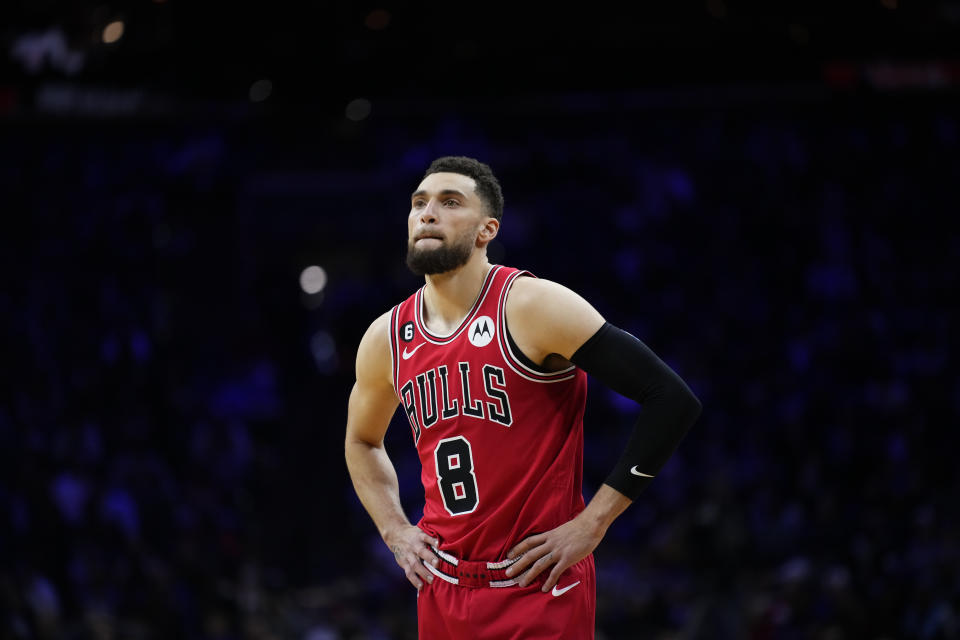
[417,554,596,639]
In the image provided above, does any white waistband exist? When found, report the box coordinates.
[422,560,520,588]
[424,546,523,588]
[430,545,521,570]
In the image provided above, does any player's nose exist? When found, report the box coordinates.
[418,201,439,224]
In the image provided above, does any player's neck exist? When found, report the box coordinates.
[422,255,492,334]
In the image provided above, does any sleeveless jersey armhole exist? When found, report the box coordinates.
[388,305,401,398]
[504,324,554,374]
[503,273,557,376]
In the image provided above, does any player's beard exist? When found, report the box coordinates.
[406,230,475,276]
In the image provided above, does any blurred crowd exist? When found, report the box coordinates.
[1,94,958,639]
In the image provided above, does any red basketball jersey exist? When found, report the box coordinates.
[389,265,589,561]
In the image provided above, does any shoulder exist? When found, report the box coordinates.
[505,275,606,360]
[507,275,598,318]
[355,309,394,384]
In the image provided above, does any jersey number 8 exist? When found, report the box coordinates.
[434,436,479,516]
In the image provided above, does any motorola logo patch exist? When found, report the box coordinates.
[467,316,495,347]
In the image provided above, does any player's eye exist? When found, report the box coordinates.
[443,199,459,207]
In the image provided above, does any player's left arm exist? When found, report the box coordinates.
[503,276,702,591]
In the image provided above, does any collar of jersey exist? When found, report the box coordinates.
[414,265,502,344]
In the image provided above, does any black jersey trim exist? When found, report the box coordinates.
[496,270,577,383]
[414,265,501,345]
[505,326,553,374]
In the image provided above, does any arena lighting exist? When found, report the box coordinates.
[10,28,85,75]
[249,78,272,102]
[299,265,328,294]
[345,98,372,121]
[102,21,124,44]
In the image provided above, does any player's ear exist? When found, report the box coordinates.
[477,216,499,247]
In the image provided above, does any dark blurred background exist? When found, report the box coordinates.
[2,2,959,639]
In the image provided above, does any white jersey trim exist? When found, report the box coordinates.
[389,306,401,399]
[489,579,519,588]
[423,560,459,585]
[431,545,459,566]
[486,556,520,570]
[414,265,502,345]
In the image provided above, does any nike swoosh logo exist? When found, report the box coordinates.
[402,343,426,360]
[630,466,655,478]
[552,580,581,597]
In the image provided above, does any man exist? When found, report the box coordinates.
[344,156,701,638]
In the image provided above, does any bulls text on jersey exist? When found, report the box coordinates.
[399,363,513,442]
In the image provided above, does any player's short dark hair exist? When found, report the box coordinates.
[424,156,504,222]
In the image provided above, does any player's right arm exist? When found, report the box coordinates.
[344,310,439,590]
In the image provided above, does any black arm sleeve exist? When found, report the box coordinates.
[570,322,702,500]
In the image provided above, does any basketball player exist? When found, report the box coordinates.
[344,156,702,638]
